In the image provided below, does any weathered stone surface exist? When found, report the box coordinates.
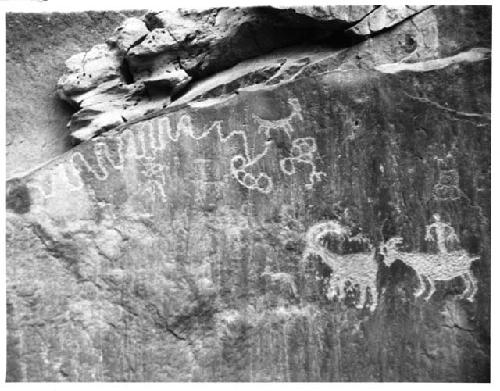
[348,5,430,35]
[56,5,434,142]
[6,11,146,178]
[6,5,491,382]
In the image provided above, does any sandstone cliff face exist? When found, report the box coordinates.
[6,6,491,382]
[6,10,146,178]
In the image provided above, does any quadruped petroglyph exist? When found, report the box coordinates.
[302,221,378,311]
[253,98,303,139]
[42,97,326,202]
[383,214,479,301]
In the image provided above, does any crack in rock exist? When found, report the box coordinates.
[57,6,435,142]
[375,47,491,74]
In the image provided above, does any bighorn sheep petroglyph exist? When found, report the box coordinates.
[302,221,378,311]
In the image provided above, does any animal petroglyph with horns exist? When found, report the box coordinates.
[382,214,479,302]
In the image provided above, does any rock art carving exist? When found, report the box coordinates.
[433,154,466,201]
[137,160,168,202]
[27,162,85,202]
[228,140,274,194]
[27,172,55,200]
[70,114,274,196]
[302,221,378,311]
[382,214,479,301]
[65,96,325,199]
[280,137,326,189]
[253,98,303,139]
[425,213,459,253]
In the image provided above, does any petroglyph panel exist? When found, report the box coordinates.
[61,96,323,200]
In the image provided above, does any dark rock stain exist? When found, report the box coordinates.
[6,179,31,214]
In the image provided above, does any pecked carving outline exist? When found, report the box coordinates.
[279,137,326,190]
[383,214,479,301]
[37,96,324,204]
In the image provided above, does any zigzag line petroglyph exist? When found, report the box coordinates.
[280,137,326,189]
[69,116,274,195]
[252,98,303,139]
[383,214,479,301]
[302,221,377,311]
[66,97,319,198]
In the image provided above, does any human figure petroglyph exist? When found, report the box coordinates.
[302,221,378,311]
[137,160,167,202]
[280,137,326,189]
[253,98,303,139]
[425,213,459,253]
[383,215,479,301]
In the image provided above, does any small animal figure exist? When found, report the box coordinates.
[252,98,303,139]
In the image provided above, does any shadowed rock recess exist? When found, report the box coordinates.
[6,5,490,382]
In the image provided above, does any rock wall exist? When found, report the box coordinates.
[6,5,491,382]
[6,10,145,178]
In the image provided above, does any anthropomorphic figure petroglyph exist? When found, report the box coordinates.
[382,215,479,301]
[302,221,377,311]
[252,98,303,139]
[433,153,466,201]
[425,213,459,253]
[280,137,326,189]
